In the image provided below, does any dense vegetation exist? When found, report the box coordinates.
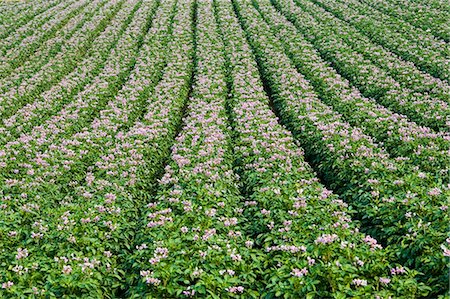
[0,0,448,297]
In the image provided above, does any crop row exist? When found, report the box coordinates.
[0,0,158,183]
[129,1,260,296]
[128,1,427,298]
[0,0,73,57]
[415,0,450,13]
[0,0,88,79]
[358,0,450,42]
[0,0,192,296]
[215,0,428,297]
[253,0,450,177]
[0,0,447,297]
[0,0,122,121]
[0,0,61,40]
[0,0,107,94]
[233,0,449,295]
[0,0,142,141]
[271,0,450,132]
[331,0,449,57]
[308,0,450,82]
[393,0,450,19]
[284,0,450,104]
[0,0,109,94]
[0,0,158,193]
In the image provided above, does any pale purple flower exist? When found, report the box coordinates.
[352,279,367,287]
[291,267,308,277]
[315,234,338,245]
[16,248,29,260]
[226,286,244,293]
[230,253,242,262]
[62,265,72,274]
[391,266,406,275]
[145,277,161,285]
[428,188,441,196]
[2,281,13,289]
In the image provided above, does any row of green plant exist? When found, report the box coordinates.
[0,0,120,120]
[359,0,449,42]
[272,0,450,132]
[129,1,262,297]
[0,0,142,140]
[0,0,71,56]
[0,0,89,79]
[218,0,426,297]
[0,0,160,182]
[0,0,195,296]
[286,0,450,103]
[0,0,61,40]
[234,0,448,295]
[254,0,450,177]
[308,0,450,82]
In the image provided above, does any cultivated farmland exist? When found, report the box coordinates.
[0,0,449,297]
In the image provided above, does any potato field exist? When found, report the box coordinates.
[0,0,449,297]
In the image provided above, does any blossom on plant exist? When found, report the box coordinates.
[62,265,72,274]
[145,277,161,285]
[363,235,382,250]
[391,266,406,275]
[230,253,242,262]
[226,286,244,293]
[291,267,308,277]
[16,248,29,260]
[2,281,13,289]
[427,188,441,196]
[441,244,450,257]
[307,257,315,266]
[183,288,196,297]
[352,279,367,287]
[315,234,338,245]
